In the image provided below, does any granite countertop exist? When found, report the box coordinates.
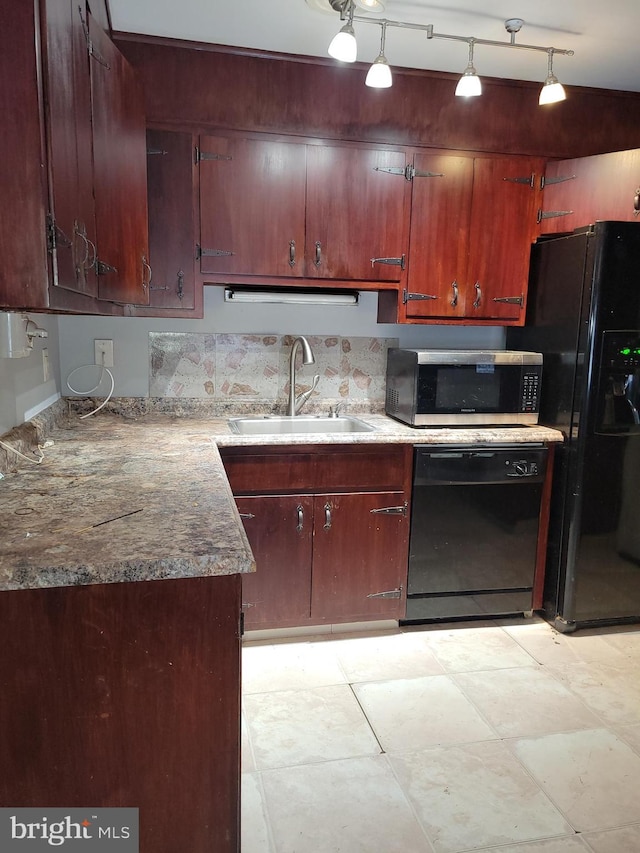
[0,405,563,592]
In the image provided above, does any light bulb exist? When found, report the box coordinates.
[455,40,481,97]
[539,77,566,104]
[455,68,482,97]
[366,55,392,88]
[328,24,357,62]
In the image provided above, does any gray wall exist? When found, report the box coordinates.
[0,313,61,435]
[58,287,504,398]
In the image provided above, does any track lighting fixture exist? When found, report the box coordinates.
[365,21,392,88]
[455,40,481,97]
[325,9,573,103]
[539,49,567,104]
[327,0,357,62]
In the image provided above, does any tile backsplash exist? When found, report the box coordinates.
[149,333,398,410]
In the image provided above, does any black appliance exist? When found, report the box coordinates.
[404,444,548,623]
[507,220,640,631]
[385,349,542,427]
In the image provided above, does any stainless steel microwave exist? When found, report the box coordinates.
[385,349,542,426]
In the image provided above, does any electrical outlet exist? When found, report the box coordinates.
[94,339,114,367]
[42,348,49,382]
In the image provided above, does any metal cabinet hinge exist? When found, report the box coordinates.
[370,502,408,517]
[492,294,524,306]
[78,6,110,69]
[403,289,438,303]
[147,148,168,156]
[503,173,535,188]
[371,255,405,269]
[367,587,403,600]
[195,147,233,163]
[238,512,256,520]
[196,244,234,259]
[46,215,72,253]
[96,259,117,276]
[537,209,573,223]
[374,164,444,181]
[540,173,577,190]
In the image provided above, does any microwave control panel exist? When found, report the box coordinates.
[521,370,541,412]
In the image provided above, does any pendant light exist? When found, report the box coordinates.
[539,49,567,104]
[365,22,392,88]
[328,0,357,63]
[455,39,482,97]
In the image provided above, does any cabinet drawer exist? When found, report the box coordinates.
[221,445,411,494]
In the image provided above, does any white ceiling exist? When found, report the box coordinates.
[108,0,640,93]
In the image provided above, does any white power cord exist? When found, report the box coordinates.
[66,363,115,419]
[0,438,54,465]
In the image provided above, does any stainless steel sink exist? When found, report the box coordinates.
[228,415,377,435]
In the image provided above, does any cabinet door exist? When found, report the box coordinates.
[198,136,306,278]
[236,495,313,629]
[540,148,640,235]
[305,145,409,281]
[0,0,49,309]
[143,129,197,310]
[404,153,473,319]
[41,0,98,298]
[89,15,149,304]
[466,156,543,322]
[311,492,408,623]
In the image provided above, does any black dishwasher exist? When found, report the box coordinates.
[403,444,548,623]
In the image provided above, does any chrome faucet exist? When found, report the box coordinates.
[287,336,320,416]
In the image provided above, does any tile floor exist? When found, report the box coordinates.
[241,617,640,853]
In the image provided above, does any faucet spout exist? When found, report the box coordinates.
[287,336,317,416]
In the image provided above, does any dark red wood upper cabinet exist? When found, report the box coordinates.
[129,129,198,313]
[467,155,544,322]
[198,135,409,284]
[41,0,98,298]
[199,135,307,278]
[0,0,50,309]
[405,153,474,319]
[89,14,149,305]
[539,147,640,236]
[305,145,410,282]
[403,153,543,324]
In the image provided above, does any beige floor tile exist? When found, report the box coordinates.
[241,710,256,773]
[242,641,347,694]
[582,824,640,852]
[241,773,274,853]
[512,729,640,832]
[390,741,572,853]
[260,755,433,853]
[500,620,593,667]
[243,684,380,770]
[353,674,496,752]
[330,630,445,682]
[425,624,537,672]
[473,839,590,852]
[597,624,640,658]
[547,660,640,725]
[454,666,601,738]
[614,723,640,755]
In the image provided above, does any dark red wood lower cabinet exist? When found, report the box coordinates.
[0,574,241,853]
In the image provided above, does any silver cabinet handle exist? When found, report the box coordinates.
[451,280,459,307]
[314,241,322,267]
[142,256,152,292]
[238,512,255,519]
[296,504,304,532]
[473,281,482,309]
[323,501,332,530]
[289,240,296,268]
[177,270,184,301]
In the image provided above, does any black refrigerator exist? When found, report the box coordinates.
[508,221,640,632]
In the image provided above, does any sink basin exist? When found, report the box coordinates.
[228,415,377,435]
